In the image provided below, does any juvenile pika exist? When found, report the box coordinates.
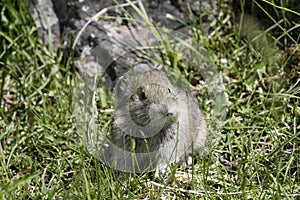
[108,67,206,173]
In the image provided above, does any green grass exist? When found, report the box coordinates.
[1,0,299,199]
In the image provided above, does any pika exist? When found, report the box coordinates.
[106,66,206,173]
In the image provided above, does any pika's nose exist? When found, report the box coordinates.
[149,104,168,116]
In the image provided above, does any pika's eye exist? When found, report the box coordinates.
[140,91,147,100]
[136,87,147,101]
[168,88,172,93]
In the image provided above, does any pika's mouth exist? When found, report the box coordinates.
[166,113,177,123]
[149,104,179,126]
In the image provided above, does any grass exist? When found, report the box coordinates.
[0,0,299,199]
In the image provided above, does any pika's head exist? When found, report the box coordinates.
[129,82,179,127]
[114,69,181,137]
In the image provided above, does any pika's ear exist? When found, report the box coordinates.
[115,73,142,102]
[114,76,131,102]
[116,76,128,93]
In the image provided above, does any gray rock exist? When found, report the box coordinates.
[27,0,214,82]
[26,0,61,52]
